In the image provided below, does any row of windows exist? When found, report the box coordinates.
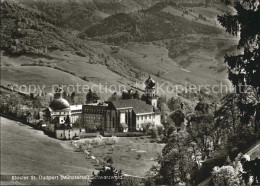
[53,112,69,115]
[84,109,105,114]
[137,115,154,120]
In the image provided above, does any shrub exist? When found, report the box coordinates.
[136,153,142,160]
[102,132,145,137]
[75,51,86,57]
[103,155,114,165]
[123,176,144,186]
[212,165,242,186]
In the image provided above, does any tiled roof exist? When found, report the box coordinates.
[111,99,153,114]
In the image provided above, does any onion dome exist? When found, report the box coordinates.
[145,75,156,89]
[49,98,70,111]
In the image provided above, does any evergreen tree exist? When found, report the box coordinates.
[133,90,140,99]
[108,92,120,101]
[218,0,260,133]
[71,91,75,105]
[86,89,93,103]
[86,89,100,103]
[92,91,100,103]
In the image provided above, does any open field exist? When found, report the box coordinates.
[0,117,96,185]
[75,137,165,177]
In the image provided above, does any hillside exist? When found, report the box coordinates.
[0,0,146,101]
[18,0,223,32]
[1,0,239,103]
[19,0,107,31]
[18,0,159,31]
[80,2,223,44]
[1,0,105,56]
[0,117,95,185]
[79,1,238,89]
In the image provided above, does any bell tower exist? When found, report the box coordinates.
[144,75,158,109]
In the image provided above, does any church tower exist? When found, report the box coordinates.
[144,75,158,109]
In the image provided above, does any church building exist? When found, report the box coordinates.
[43,89,82,139]
[82,75,161,133]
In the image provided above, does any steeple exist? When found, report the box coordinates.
[54,86,63,99]
[145,74,156,98]
[144,75,158,109]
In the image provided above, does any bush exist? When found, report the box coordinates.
[80,133,98,138]
[81,76,89,82]
[103,155,114,165]
[75,51,86,57]
[136,153,142,160]
[102,132,145,137]
[122,176,144,186]
[212,165,242,186]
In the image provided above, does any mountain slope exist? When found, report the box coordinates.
[1,0,238,102]
[18,0,108,31]
[80,2,222,44]
[0,1,145,100]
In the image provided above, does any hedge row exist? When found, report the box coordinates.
[102,132,146,137]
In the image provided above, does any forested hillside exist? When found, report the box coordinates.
[80,2,222,44]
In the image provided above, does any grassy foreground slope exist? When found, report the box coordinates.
[0,117,95,185]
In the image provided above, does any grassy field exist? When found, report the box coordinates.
[75,137,165,177]
[0,117,96,185]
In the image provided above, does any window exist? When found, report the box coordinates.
[141,116,143,120]
[113,117,115,128]
[149,115,151,119]
[120,113,126,124]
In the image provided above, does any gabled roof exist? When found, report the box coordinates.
[110,99,153,114]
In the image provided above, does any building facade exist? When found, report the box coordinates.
[44,93,82,139]
[82,75,161,133]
